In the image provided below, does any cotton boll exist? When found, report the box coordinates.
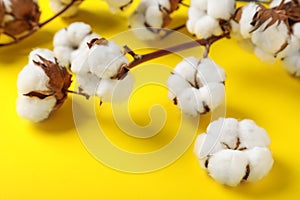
[16,95,57,122]
[207,149,249,187]
[206,118,239,150]
[76,73,101,96]
[239,3,259,38]
[207,0,235,20]
[194,15,222,39]
[67,22,92,46]
[17,63,50,94]
[197,58,226,85]
[167,73,191,100]
[245,147,274,182]
[88,41,128,78]
[238,119,271,149]
[174,57,198,85]
[277,35,300,59]
[190,0,207,11]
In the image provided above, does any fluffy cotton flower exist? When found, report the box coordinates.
[49,0,82,18]
[231,1,300,76]
[16,48,72,122]
[69,36,134,102]
[102,0,134,13]
[194,118,274,186]
[167,57,226,117]
[128,0,180,40]
[53,22,93,66]
[187,0,235,39]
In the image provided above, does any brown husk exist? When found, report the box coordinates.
[2,0,40,36]
[31,55,72,111]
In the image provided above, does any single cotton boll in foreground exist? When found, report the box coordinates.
[194,118,274,186]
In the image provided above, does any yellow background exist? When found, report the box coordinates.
[1,0,300,199]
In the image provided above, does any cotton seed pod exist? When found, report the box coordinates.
[17,49,72,122]
[194,118,274,186]
[0,0,40,36]
[167,57,226,117]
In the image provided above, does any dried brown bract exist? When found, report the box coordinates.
[0,0,41,36]
[31,55,72,110]
[251,0,300,33]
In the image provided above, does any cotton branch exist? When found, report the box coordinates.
[116,32,230,79]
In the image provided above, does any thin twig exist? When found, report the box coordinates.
[67,89,90,100]
[0,0,83,47]
[116,33,230,79]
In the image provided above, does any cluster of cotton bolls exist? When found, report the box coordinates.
[231,0,300,76]
[194,118,274,187]
[167,57,226,117]
[128,0,181,40]
[53,22,134,103]
[186,0,236,39]
[16,49,72,122]
[49,0,82,18]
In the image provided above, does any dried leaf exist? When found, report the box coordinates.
[33,55,72,110]
[232,7,243,23]
[87,38,108,49]
[250,0,300,34]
